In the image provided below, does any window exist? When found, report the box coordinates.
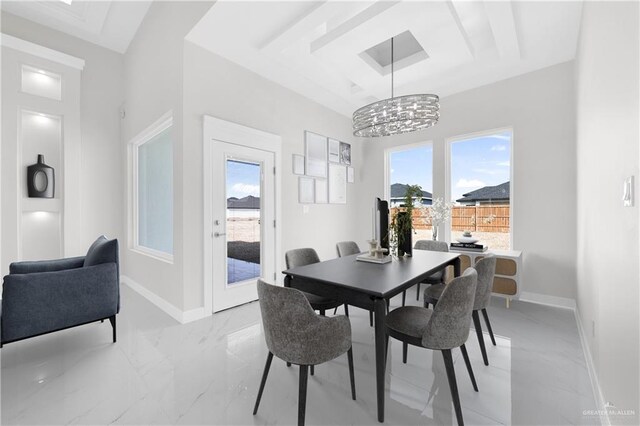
[131,112,173,260]
[449,129,512,250]
[386,142,434,239]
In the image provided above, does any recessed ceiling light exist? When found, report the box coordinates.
[59,0,72,5]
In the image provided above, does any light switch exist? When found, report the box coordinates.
[623,176,634,207]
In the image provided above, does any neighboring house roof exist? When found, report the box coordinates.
[227,195,260,209]
[390,183,432,200]
[456,181,510,203]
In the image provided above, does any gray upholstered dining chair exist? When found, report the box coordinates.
[424,254,497,366]
[401,239,449,306]
[335,241,375,327]
[336,241,361,257]
[385,269,478,426]
[285,248,348,317]
[285,248,349,375]
[253,280,356,426]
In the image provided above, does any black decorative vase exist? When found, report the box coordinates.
[397,211,413,257]
[27,154,55,198]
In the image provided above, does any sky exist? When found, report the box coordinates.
[389,130,511,202]
[226,160,261,198]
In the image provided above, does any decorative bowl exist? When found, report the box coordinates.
[456,237,479,244]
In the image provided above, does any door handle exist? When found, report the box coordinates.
[213,232,226,238]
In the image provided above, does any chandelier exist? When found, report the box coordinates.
[352,37,440,137]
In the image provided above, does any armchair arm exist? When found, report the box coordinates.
[1,263,118,343]
[9,256,85,275]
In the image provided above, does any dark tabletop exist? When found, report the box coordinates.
[282,250,460,298]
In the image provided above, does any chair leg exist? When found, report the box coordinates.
[481,309,497,346]
[347,347,356,400]
[333,307,338,315]
[310,365,314,376]
[472,311,489,366]
[108,315,116,343]
[253,352,274,415]
[402,290,406,307]
[298,365,309,426]
[319,309,325,316]
[442,349,464,426]
[384,333,390,366]
[402,342,408,364]
[369,310,374,327]
[287,362,291,367]
[460,344,478,392]
[344,304,349,317]
[416,282,421,300]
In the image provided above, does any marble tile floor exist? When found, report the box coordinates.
[1,285,598,425]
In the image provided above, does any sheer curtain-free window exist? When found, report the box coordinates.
[134,122,173,259]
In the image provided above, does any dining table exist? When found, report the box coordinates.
[282,249,461,423]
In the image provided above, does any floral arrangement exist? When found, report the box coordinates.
[428,197,453,226]
[428,197,453,241]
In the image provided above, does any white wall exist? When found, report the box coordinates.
[575,1,639,421]
[121,1,213,311]
[182,42,361,310]
[1,12,124,256]
[356,61,578,300]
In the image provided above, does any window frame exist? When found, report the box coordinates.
[129,110,174,263]
[383,140,434,204]
[445,126,514,249]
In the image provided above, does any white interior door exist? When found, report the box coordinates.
[211,141,275,312]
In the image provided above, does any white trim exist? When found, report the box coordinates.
[1,33,85,70]
[129,110,173,148]
[121,276,206,324]
[203,115,282,317]
[128,111,174,263]
[575,308,610,426]
[519,291,576,310]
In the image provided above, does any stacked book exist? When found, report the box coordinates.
[450,242,488,252]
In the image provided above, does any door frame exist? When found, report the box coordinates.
[203,115,282,315]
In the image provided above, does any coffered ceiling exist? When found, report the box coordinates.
[186,0,583,117]
[1,1,152,53]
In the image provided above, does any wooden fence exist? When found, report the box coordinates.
[390,205,510,233]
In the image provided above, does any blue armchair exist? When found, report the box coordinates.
[1,236,120,348]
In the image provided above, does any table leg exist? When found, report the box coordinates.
[373,298,387,423]
[452,257,461,277]
[284,275,291,288]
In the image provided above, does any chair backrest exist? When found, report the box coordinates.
[473,255,497,310]
[285,248,320,269]
[257,279,318,362]
[423,268,477,350]
[414,239,449,252]
[336,241,360,257]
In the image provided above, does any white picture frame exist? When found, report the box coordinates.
[347,167,354,183]
[305,131,328,178]
[292,154,305,175]
[340,142,351,165]
[328,138,340,163]
[314,179,328,204]
[299,177,315,204]
[328,164,347,204]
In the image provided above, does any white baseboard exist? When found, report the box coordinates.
[575,308,610,426]
[519,291,577,310]
[121,275,207,324]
